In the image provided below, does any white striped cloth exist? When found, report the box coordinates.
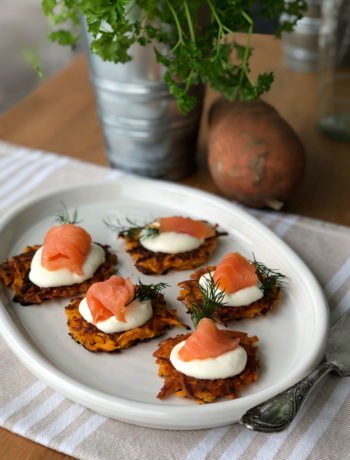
[0,140,349,460]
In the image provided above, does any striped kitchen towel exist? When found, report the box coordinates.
[0,140,349,460]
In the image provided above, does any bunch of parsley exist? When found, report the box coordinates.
[42,0,306,114]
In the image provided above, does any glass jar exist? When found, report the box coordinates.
[281,0,322,74]
[317,0,350,141]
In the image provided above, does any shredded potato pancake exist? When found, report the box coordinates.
[178,266,281,323]
[0,244,117,305]
[66,294,188,352]
[119,229,224,275]
[153,331,259,404]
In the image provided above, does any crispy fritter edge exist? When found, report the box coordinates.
[153,331,259,404]
[65,294,189,352]
[177,265,282,323]
[119,228,226,275]
[0,244,117,305]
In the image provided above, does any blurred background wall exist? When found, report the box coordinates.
[0,0,80,113]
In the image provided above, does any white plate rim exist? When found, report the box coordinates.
[0,177,329,430]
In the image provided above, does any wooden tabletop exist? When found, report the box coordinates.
[0,33,349,459]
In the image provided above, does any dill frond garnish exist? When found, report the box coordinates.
[132,280,169,303]
[138,226,160,241]
[103,216,159,240]
[250,255,286,290]
[189,272,226,328]
[103,216,139,235]
[55,202,81,225]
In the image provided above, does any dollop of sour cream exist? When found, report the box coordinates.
[29,243,105,288]
[199,272,263,307]
[79,297,153,334]
[170,341,247,379]
[140,225,204,254]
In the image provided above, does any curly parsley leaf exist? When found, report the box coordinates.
[41,0,307,114]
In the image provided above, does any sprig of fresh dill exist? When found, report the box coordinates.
[188,255,285,326]
[103,216,159,240]
[40,0,307,114]
[103,216,143,236]
[138,226,160,240]
[189,272,226,328]
[250,254,286,290]
[55,202,82,225]
[132,280,169,302]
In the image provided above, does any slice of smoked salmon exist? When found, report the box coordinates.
[178,318,239,362]
[157,217,215,240]
[41,224,92,276]
[213,252,258,294]
[86,276,135,323]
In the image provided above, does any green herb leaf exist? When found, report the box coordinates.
[132,280,169,302]
[103,216,159,240]
[139,226,160,241]
[42,0,57,16]
[40,0,307,113]
[49,30,80,46]
[22,49,44,78]
[55,202,82,225]
[189,272,226,328]
[250,254,286,290]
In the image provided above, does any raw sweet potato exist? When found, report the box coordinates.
[208,99,305,209]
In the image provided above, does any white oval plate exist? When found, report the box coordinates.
[0,178,329,430]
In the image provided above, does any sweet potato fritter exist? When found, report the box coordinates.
[119,228,225,275]
[0,244,117,306]
[153,331,259,404]
[178,266,281,323]
[66,294,188,352]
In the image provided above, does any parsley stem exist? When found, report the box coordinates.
[206,0,233,35]
[238,10,254,88]
[185,70,194,92]
[184,1,195,43]
[166,0,185,46]
[206,0,234,57]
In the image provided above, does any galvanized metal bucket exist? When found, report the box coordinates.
[81,20,204,180]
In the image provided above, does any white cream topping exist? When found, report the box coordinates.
[170,341,247,379]
[199,272,264,307]
[29,243,105,288]
[79,297,153,333]
[140,231,204,254]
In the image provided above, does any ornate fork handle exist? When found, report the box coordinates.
[240,361,338,432]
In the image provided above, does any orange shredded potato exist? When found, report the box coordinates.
[153,331,259,404]
[66,294,188,352]
[178,265,281,323]
[119,227,224,275]
[0,244,117,305]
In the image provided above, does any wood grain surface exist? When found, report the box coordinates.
[0,33,349,460]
